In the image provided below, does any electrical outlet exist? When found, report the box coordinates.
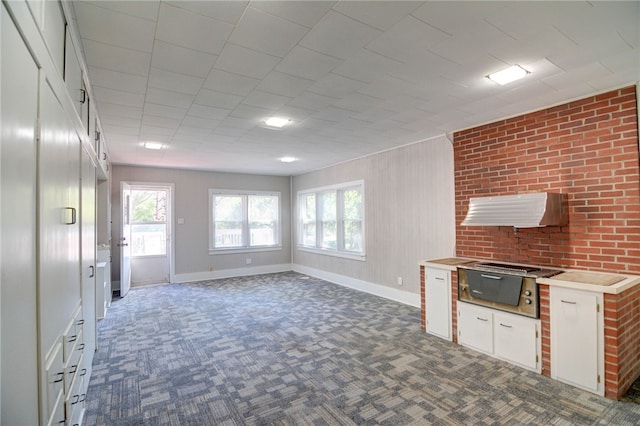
[246,258,252,265]
[209,266,213,272]
[397,277,403,286]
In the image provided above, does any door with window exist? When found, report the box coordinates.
[126,183,173,286]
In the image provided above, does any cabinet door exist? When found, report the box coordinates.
[64,28,83,117]
[494,312,539,372]
[80,146,96,378]
[1,6,40,424]
[550,287,601,394]
[458,302,493,354]
[425,268,451,340]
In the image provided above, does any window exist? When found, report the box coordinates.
[298,181,364,259]
[209,190,281,252]
[130,188,168,257]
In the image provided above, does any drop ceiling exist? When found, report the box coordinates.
[70,1,639,176]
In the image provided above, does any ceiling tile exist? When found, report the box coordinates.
[93,86,145,108]
[97,102,143,120]
[165,1,247,24]
[81,39,151,76]
[78,0,160,21]
[333,1,422,31]
[332,50,401,83]
[287,91,338,112]
[155,3,234,55]
[333,93,381,113]
[195,89,243,110]
[230,104,274,120]
[230,7,309,57]
[181,115,221,130]
[87,66,148,94]
[143,103,188,120]
[145,88,196,109]
[308,73,367,99]
[257,71,314,98]
[365,15,450,62]
[151,41,217,78]
[187,104,232,121]
[148,67,205,95]
[214,44,281,79]
[275,46,342,80]
[299,10,382,59]
[250,1,334,28]
[202,69,260,96]
[141,115,182,129]
[242,90,292,110]
[74,2,155,52]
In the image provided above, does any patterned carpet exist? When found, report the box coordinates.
[84,272,640,425]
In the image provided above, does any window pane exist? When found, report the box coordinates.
[214,195,243,248]
[131,224,166,256]
[131,189,166,222]
[249,195,278,246]
[301,194,316,246]
[342,188,363,252]
[320,192,336,249]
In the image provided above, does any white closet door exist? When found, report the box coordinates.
[1,5,40,424]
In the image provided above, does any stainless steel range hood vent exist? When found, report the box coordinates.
[461,192,567,228]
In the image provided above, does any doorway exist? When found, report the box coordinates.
[123,183,174,287]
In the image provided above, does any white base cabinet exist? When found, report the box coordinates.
[458,302,541,373]
[550,287,604,395]
[425,267,452,340]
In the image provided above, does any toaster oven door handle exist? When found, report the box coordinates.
[480,274,503,280]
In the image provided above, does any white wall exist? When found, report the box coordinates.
[292,136,456,304]
[110,165,292,288]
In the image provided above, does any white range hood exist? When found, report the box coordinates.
[461,192,568,228]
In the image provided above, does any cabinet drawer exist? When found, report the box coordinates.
[46,390,66,426]
[45,342,65,420]
[64,331,84,393]
[65,355,86,424]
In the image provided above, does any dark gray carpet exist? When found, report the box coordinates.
[84,272,640,425]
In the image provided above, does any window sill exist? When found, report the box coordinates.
[297,246,366,262]
[209,246,282,255]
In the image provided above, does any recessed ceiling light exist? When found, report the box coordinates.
[487,65,530,85]
[143,142,163,150]
[279,156,296,163]
[265,117,291,128]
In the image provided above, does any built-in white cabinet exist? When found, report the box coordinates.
[458,302,541,373]
[425,267,452,340]
[2,1,108,423]
[550,287,604,395]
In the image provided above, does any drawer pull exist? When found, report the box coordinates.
[53,372,64,383]
[80,368,87,377]
[561,300,577,305]
[78,343,85,351]
[72,395,80,405]
[499,323,512,328]
[80,394,86,402]
[77,319,84,325]
[68,335,77,343]
[69,365,77,375]
[435,277,445,281]
[476,317,489,322]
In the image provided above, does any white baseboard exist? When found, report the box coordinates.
[175,263,293,283]
[292,264,420,308]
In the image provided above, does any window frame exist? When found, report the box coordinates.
[208,189,282,254]
[297,180,365,261]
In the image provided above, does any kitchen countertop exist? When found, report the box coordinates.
[421,258,640,294]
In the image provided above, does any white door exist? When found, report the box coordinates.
[551,287,601,393]
[129,184,172,286]
[458,302,493,354]
[80,146,96,372]
[425,268,451,340]
[119,182,132,296]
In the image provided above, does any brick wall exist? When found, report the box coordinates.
[604,284,640,399]
[454,86,640,274]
